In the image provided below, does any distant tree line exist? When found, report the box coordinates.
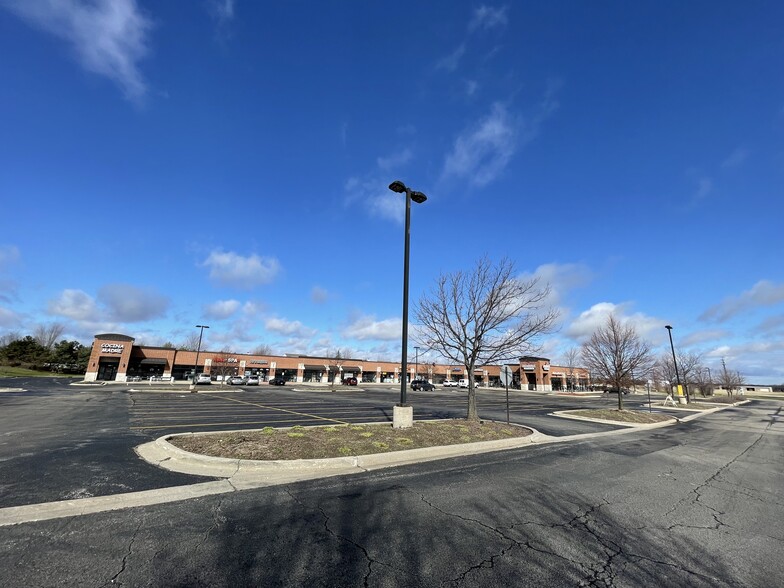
[0,324,92,374]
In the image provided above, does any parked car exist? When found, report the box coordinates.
[411,379,435,391]
[458,379,469,388]
[228,376,246,385]
[342,377,358,386]
[269,377,286,386]
[442,380,458,387]
[245,375,259,386]
[195,373,212,385]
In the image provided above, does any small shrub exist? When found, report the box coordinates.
[372,442,389,450]
[338,446,353,455]
[287,432,305,438]
[359,432,373,438]
[262,427,275,435]
[290,425,304,431]
[396,438,413,445]
[350,426,365,431]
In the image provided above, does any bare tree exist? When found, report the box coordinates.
[656,350,702,401]
[210,350,238,387]
[719,358,745,397]
[0,331,22,348]
[693,366,714,397]
[252,343,274,356]
[581,314,654,410]
[328,349,346,389]
[178,332,202,351]
[563,347,580,391]
[33,323,65,350]
[415,257,558,421]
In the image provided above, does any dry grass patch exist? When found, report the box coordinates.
[169,420,532,461]
[569,409,674,424]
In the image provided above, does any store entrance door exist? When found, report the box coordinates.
[97,360,119,381]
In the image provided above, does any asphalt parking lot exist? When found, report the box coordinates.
[0,378,647,508]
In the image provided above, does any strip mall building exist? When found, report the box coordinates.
[86,333,591,391]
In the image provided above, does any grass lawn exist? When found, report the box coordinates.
[568,409,674,424]
[169,420,532,461]
[0,366,82,378]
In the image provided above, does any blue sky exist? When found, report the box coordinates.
[1,1,782,382]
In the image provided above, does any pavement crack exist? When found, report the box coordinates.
[194,496,225,553]
[100,519,143,587]
[284,489,395,587]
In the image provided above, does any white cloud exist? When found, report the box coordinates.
[469,5,509,32]
[265,316,317,338]
[695,177,712,200]
[565,302,663,342]
[519,263,593,310]
[436,43,466,72]
[3,0,152,102]
[442,102,517,187]
[0,245,21,268]
[202,250,281,288]
[204,299,241,320]
[464,79,479,96]
[699,280,784,323]
[342,314,401,341]
[311,286,329,304]
[679,329,731,347]
[377,149,413,172]
[721,147,748,169]
[97,283,169,322]
[0,306,22,328]
[344,175,407,224]
[47,289,99,321]
[207,0,234,22]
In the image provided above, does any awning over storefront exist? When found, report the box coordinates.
[139,358,167,365]
[342,366,361,372]
[304,364,327,370]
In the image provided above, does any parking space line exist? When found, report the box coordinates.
[198,393,350,425]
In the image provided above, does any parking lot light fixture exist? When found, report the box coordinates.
[193,325,209,385]
[389,180,427,427]
[665,324,688,403]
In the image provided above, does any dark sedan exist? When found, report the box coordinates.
[269,377,286,386]
[411,379,435,391]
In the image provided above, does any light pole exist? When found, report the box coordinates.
[665,325,688,404]
[389,180,427,427]
[414,346,420,381]
[192,325,209,385]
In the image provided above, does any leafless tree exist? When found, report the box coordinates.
[178,332,202,351]
[415,257,558,421]
[33,323,65,350]
[0,331,22,347]
[563,347,580,390]
[210,350,238,387]
[252,343,274,356]
[656,350,702,401]
[719,358,745,397]
[581,314,654,410]
[693,366,714,397]
[327,349,347,388]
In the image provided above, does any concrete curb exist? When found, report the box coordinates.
[549,410,678,428]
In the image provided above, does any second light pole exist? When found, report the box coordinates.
[389,180,427,428]
[665,324,688,404]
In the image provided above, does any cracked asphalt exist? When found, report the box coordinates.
[0,379,781,586]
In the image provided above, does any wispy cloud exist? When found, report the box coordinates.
[342,314,401,341]
[202,250,281,289]
[721,147,748,169]
[468,5,509,33]
[47,289,99,321]
[311,286,329,304]
[436,43,466,72]
[204,299,241,320]
[46,283,169,323]
[441,102,517,187]
[377,148,413,172]
[265,316,317,338]
[3,0,153,102]
[694,177,713,200]
[0,245,21,268]
[565,302,664,342]
[699,280,784,323]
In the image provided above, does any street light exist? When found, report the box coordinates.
[389,180,427,427]
[414,346,420,381]
[192,325,209,385]
[664,325,688,403]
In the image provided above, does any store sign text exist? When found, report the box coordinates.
[101,344,124,354]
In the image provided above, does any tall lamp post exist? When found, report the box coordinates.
[665,325,687,404]
[192,324,209,385]
[389,180,427,428]
[414,346,420,381]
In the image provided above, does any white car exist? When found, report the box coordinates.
[195,373,211,385]
[442,380,458,387]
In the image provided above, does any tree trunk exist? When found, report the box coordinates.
[467,387,478,420]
